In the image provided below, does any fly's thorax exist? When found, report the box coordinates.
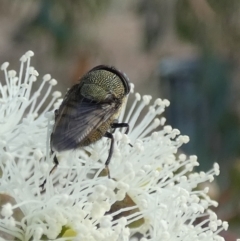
[80,69,126,102]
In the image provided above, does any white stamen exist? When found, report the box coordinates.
[0,51,228,241]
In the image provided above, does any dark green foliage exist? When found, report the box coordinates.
[13,0,111,54]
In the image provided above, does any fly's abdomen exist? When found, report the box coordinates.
[79,118,113,146]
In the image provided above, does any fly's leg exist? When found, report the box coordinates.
[105,122,130,168]
[103,123,132,178]
[50,155,59,175]
[111,122,129,134]
[104,132,115,178]
[39,154,59,190]
[40,110,60,190]
[111,122,133,147]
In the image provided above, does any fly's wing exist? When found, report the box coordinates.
[51,87,116,152]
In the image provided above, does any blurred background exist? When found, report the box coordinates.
[0,0,240,238]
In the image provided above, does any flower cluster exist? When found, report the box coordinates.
[0,51,229,241]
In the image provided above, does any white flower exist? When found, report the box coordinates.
[0,51,229,241]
